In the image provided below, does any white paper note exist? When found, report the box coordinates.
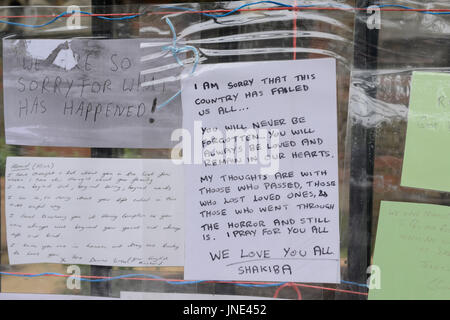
[5,157,184,266]
[3,39,182,148]
[181,58,340,283]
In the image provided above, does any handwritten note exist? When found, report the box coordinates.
[181,58,340,283]
[3,39,181,148]
[5,157,184,266]
[370,201,450,300]
[401,71,450,192]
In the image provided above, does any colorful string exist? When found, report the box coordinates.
[161,2,450,18]
[0,271,368,298]
[0,3,448,28]
[155,17,200,109]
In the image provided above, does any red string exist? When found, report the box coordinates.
[291,283,368,296]
[273,282,302,300]
[292,0,298,60]
[2,271,367,297]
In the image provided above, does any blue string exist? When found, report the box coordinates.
[77,11,142,20]
[341,280,369,288]
[233,282,287,288]
[162,17,199,74]
[0,3,447,29]
[155,17,200,110]
[0,271,367,289]
[0,271,281,287]
[161,1,295,18]
[0,11,69,28]
[0,271,65,278]
[161,2,450,18]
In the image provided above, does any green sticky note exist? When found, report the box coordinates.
[401,71,450,192]
[369,201,450,300]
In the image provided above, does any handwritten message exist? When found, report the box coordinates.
[5,157,184,266]
[370,201,450,300]
[3,39,181,148]
[181,58,340,283]
[401,71,450,192]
